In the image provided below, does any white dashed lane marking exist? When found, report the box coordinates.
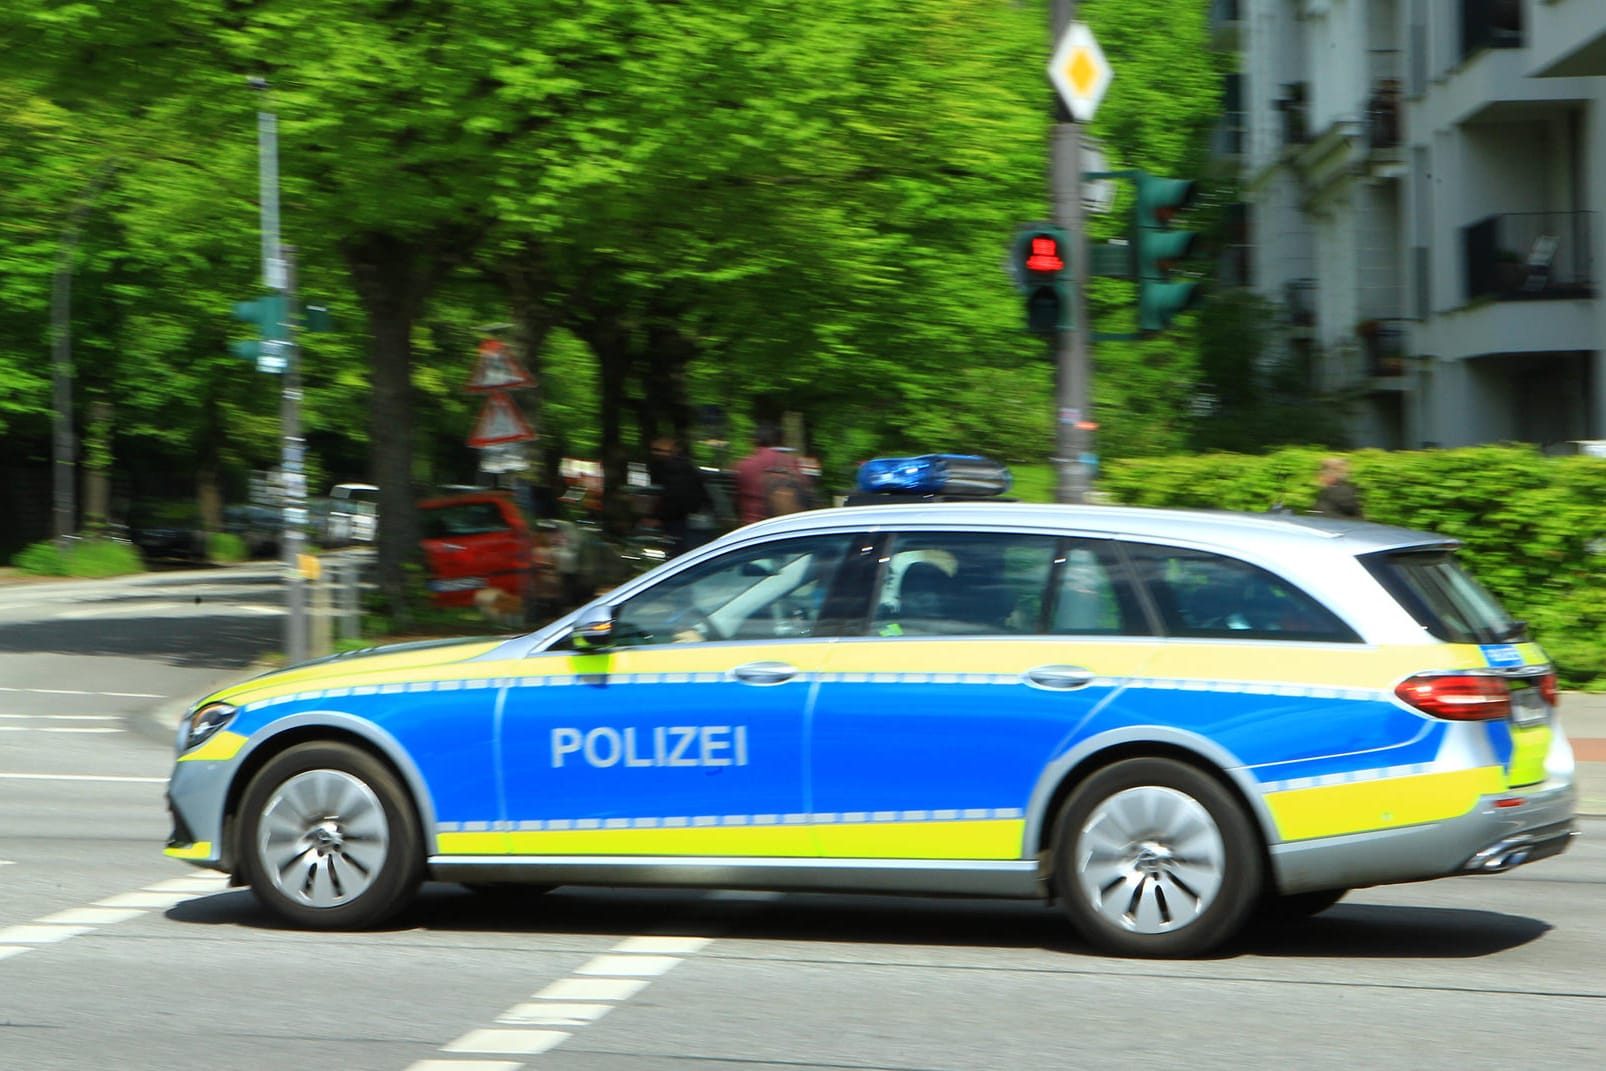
[0,872,230,963]
[415,932,717,1070]
[0,688,164,699]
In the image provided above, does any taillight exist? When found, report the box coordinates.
[1395,673,1512,721]
[1537,671,1558,707]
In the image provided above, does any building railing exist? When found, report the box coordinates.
[1461,0,1523,60]
[1463,211,1596,302]
[1285,278,1317,326]
[1365,50,1402,151]
[1357,318,1411,377]
[1278,82,1308,148]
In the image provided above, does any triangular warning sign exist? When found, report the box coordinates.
[466,339,534,392]
[467,390,535,447]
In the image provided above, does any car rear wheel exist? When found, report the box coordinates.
[1054,757,1262,958]
[238,742,423,929]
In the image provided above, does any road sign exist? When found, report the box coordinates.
[1048,21,1112,123]
[467,390,535,447]
[466,339,534,392]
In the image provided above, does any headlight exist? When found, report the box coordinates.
[181,702,238,752]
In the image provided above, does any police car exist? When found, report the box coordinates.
[165,456,1577,957]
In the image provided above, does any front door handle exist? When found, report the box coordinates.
[733,661,799,685]
[1024,665,1096,690]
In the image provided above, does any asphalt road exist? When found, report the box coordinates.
[0,568,1602,1070]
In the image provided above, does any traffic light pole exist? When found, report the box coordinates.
[1051,0,1092,505]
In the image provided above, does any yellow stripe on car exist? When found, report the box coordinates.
[1266,765,1507,840]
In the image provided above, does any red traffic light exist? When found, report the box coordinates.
[1025,235,1065,274]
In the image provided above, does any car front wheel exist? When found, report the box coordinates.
[1054,757,1262,958]
[238,742,423,929]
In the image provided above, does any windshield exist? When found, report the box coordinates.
[1363,549,1523,644]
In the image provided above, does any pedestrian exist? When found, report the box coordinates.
[734,421,817,525]
[646,435,712,557]
[1314,455,1364,519]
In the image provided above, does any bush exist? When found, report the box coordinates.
[208,532,249,563]
[10,538,145,579]
[1099,444,1606,689]
[11,541,68,576]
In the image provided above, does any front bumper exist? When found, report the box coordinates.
[163,758,235,871]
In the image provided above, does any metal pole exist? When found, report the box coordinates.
[253,79,305,661]
[282,245,308,665]
[1051,0,1092,505]
[50,237,77,545]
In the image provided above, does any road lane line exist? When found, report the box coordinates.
[442,1029,571,1056]
[533,977,650,1001]
[0,924,96,944]
[497,1002,615,1026]
[0,947,31,961]
[574,953,684,977]
[0,773,167,783]
[39,907,147,926]
[0,714,122,721]
[0,688,165,698]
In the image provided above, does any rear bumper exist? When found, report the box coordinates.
[1270,773,1576,895]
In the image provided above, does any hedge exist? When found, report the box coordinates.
[1098,445,1606,689]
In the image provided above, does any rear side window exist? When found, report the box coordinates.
[1362,549,1523,644]
[1124,543,1360,643]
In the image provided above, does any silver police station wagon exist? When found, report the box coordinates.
[166,482,1577,957]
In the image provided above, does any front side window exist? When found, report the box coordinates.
[612,535,855,646]
[1125,543,1359,642]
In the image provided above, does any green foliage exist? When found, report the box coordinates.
[12,541,67,576]
[207,532,249,563]
[1100,445,1606,688]
[11,538,145,578]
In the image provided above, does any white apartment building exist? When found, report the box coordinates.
[1233,0,1606,450]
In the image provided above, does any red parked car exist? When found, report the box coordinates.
[417,492,535,611]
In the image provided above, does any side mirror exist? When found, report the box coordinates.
[571,604,618,651]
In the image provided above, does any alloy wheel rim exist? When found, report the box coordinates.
[1076,785,1225,934]
[257,769,390,909]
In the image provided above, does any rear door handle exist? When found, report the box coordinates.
[733,661,800,685]
[1024,665,1096,690]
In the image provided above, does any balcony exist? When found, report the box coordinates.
[1365,50,1402,153]
[1277,82,1308,149]
[1461,0,1523,61]
[1357,318,1411,377]
[1284,278,1317,331]
[1463,212,1596,302]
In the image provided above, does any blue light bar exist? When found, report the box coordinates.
[855,455,1012,497]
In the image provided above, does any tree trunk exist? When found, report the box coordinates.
[345,234,425,617]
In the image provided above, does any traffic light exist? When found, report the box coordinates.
[1133,171,1202,333]
[231,293,290,373]
[1012,225,1069,335]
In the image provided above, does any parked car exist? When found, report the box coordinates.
[222,504,282,559]
[165,467,1576,956]
[417,491,535,610]
[318,482,379,546]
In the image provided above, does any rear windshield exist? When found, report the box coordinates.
[1362,549,1524,644]
[421,502,512,538]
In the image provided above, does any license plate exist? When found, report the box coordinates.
[1509,687,1549,727]
[429,577,485,592]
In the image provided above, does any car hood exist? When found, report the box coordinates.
[205,636,506,707]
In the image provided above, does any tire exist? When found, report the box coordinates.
[237,742,423,929]
[1053,757,1263,958]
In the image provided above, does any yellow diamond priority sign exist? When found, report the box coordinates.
[1048,21,1112,123]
